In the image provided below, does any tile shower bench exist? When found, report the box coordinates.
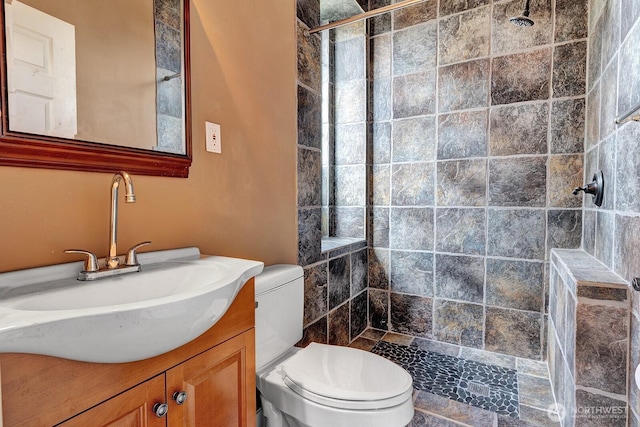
[548,249,630,426]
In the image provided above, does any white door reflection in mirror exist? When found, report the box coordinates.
[5,0,77,138]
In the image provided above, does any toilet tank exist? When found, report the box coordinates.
[255,264,304,371]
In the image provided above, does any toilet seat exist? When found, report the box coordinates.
[280,343,413,410]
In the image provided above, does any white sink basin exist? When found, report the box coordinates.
[0,248,263,363]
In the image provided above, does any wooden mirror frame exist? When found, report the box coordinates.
[0,1,192,178]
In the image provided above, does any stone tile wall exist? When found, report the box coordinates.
[297,0,369,347]
[582,0,640,425]
[298,240,369,346]
[549,249,629,427]
[367,0,586,360]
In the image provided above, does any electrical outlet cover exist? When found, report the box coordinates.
[205,122,221,153]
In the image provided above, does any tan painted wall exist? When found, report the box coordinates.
[0,0,298,272]
[18,0,157,149]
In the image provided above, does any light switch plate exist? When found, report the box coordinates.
[205,122,221,153]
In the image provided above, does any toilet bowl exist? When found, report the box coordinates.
[255,265,414,427]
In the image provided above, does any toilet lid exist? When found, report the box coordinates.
[281,343,413,409]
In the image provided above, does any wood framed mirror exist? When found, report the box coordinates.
[0,0,192,177]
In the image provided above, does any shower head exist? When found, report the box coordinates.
[510,13,534,26]
[510,0,534,27]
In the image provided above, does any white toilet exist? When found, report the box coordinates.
[255,265,414,427]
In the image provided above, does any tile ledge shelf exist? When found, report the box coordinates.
[549,248,630,427]
[551,249,629,297]
[321,237,366,254]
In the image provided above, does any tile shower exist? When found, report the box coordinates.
[296,0,640,425]
[298,0,586,358]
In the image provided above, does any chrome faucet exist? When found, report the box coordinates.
[65,171,151,281]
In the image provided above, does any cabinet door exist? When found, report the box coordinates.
[166,329,256,427]
[57,374,167,427]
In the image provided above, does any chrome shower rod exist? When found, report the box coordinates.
[615,100,640,125]
[308,0,428,34]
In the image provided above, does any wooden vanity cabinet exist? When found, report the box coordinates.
[57,375,167,427]
[166,331,254,426]
[0,280,257,427]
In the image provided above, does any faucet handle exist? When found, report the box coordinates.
[64,249,100,272]
[125,241,152,266]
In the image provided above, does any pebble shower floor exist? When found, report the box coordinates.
[371,341,520,418]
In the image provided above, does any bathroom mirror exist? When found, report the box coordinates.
[0,0,192,177]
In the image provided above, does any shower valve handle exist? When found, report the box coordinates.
[572,183,596,196]
[572,171,604,207]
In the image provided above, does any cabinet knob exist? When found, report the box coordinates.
[153,403,169,417]
[173,391,188,405]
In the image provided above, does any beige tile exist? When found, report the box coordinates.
[347,337,377,351]
[412,337,461,357]
[497,412,546,426]
[414,391,497,426]
[517,374,555,409]
[459,347,517,370]
[410,409,472,426]
[382,331,414,345]
[360,327,386,341]
[518,404,562,427]
[516,358,550,378]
